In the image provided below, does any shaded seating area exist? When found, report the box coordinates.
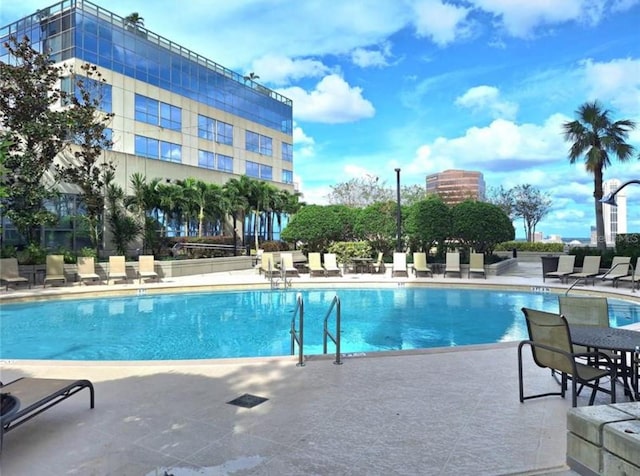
[0,258,30,291]
[518,307,616,407]
[137,255,159,283]
[544,255,575,283]
[567,255,601,286]
[597,256,631,286]
[412,252,432,277]
[392,252,408,277]
[107,255,127,284]
[43,255,67,287]
[76,257,101,285]
[444,252,461,278]
[0,377,95,452]
[468,252,486,279]
[323,253,342,276]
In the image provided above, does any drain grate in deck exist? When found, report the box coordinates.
[227,393,268,408]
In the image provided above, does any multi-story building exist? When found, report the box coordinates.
[602,179,627,246]
[425,170,486,206]
[1,0,293,249]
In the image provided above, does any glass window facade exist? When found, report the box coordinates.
[198,150,214,169]
[282,169,293,184]
[135,94,181,131]
[134,135,158,159]
[160,141,181,162]
[197,115,233,145]
[282,142,293,162]
[217,154,233,173]
[0,0,292,134]
[245,130,272,156]
[246,161,272,179]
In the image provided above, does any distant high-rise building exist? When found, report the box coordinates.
[533,231,543,242]
[603,179,627,246]
[425,170,486,205]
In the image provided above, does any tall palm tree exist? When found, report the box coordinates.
[124,12,144,28]
[563,101,637,251]
[223,178,250,250]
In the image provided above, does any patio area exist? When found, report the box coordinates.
[1,260,638,475]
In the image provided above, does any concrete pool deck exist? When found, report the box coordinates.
[1,260,639,475]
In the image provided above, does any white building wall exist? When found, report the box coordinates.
[603,179,627,246]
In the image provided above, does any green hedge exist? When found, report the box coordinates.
[495,241,564,252]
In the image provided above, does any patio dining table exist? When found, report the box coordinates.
[349,257,374,274]
[570,324,640,401]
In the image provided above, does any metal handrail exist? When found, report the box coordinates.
[565,277,589,295]
[290,293,304,367]
[322,295,343,365]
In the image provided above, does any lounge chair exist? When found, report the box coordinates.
[137,255,159,283]
[0,377,95,452]
[544,255,575,283]
[372,252,385,274]
[412,252,432,277]
[259,252,276,278]
[468,253,486,279]
[597,256,631,286]
[518,308,616,407]
[444,252,461,278]
[76,257,101,284]
[323,253,342,276]
[392,252,408,277]
[108,255,127,284]
[43,255,67,287]
[280,252,299,278]
[0,258,30,291]
[308,252,325,277]
[614,257,640,289]
[567,255,601,286]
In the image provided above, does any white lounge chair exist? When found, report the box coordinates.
[280,252,299,277]
[108,255,127,284]
[567,255,601,286]
[444,252,461,278]
[412,252,432,277]
[77,257,101,284]
[468,253,486,279]
[323,253,342,276]
[0,257,30,290]
[544,255,575,283]
[137,255,159,283]
[392,252,408,277]
[308,252,325,277]
[597,256,631,286]
[43,255,67,287]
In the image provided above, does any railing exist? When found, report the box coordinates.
[171,242,243,257]
[601,262,635,293]
[322,295,343,365]
[290,293,305,367]
[565,277,589,295]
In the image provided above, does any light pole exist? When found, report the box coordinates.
[600,179,640,206]
[395,168,401,252]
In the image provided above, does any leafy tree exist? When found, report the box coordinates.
[55,63,115,254]
[451,200,514,255]
[486,185,515,220]
[400,184,427,207]
[563,100,637,251]
[512,184,551,242]
[0,36,67,244]
[0,137,11,203]
[106,182,141,256]
[353,201,398,255]
[281,205,357,251]
[327,175,392,207]
[405,195,451,255]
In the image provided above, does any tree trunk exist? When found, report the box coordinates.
[594,167,606,251]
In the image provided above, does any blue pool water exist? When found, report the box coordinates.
[1,288,638,361]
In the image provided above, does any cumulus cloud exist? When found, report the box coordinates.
[278,74,375,123]
[351,42,393,68]
[411,0,473,46]
[293,124,315,159]
[579,58,640,116]
[455,85,518,119]
[250,55,333,86]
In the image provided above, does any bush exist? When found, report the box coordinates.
[327,241,373,265]
[495,241,564,252]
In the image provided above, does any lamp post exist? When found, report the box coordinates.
[600,179,640,206]
[395,168,401,252]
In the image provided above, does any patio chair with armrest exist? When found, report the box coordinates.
[0,258,30,291]
[43,255,67,287]
[0,377,95,452]
[544,255,576,283]
[412,252,432,277]
[518,307,616,407]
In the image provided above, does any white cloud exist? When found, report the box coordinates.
[580,58,640,116]
[278,74,375,123]
[293,124,315,159]
[455,85,518,119]
[351,43,393,68]
[411,0,473,46]
[470,0,602,38]
[251,55,333,86]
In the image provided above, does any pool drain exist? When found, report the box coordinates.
[227,393,268,408]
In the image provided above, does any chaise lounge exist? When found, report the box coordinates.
[1,377,95,452]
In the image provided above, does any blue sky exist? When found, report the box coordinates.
[2,0,640,239]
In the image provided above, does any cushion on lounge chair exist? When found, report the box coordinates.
[0,377,95,452]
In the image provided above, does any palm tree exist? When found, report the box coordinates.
[124,12,144,28]
[563,101,637,251]
[243,72,260,82]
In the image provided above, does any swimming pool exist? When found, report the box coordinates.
[1,288,638,360]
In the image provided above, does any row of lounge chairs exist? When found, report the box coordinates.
[544,255,640,288]
[0,255,159,290]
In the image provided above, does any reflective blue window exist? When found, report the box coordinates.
[246,161,259,178]
[246,131,259,153]
[261,165,273,180]
[261,136,272,156]
[217,154,233,173]
[160,102,181,131]
[160,141,181,163]
[282,142,293,162]
[198,115,213,140]
[135,135,159,159]
[217,121,233,145]
[135,94,158,124]
[198,150,214,169]
[282,169,293,184]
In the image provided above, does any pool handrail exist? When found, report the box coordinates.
[323,295,342,365]
[290,293,304,367]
